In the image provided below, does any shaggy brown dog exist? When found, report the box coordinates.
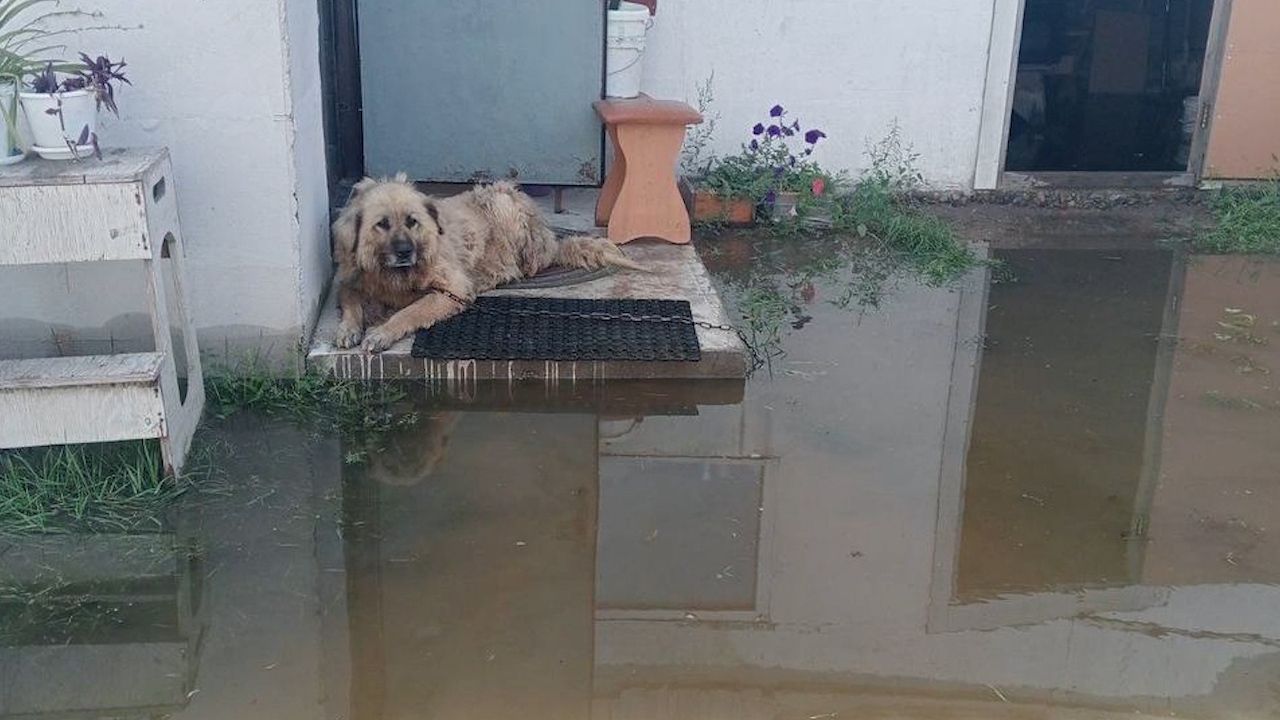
[332,175,641,352]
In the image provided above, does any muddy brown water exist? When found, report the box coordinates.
[3,240,1280,718]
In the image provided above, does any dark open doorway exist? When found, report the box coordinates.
[1005,0,1216,173]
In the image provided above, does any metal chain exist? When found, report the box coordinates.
[431,288,764,370]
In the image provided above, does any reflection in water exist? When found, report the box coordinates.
[4,248,1280,718]
[960,249,1177,598]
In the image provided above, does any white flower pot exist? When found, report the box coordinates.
[606,2,652,99]
[19,89,97,160]
[0,81,24,165]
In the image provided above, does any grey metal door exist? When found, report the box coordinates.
[357,0,605,186]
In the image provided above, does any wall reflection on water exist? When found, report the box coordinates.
[3,253,1280,718]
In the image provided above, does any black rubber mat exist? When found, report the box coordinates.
[411,297,701,362]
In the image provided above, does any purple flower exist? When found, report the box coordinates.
[767,125,781,137]
[749,139,759,150]
[752,123,765,136]
[804,129,827,144]
[769,105,784,117]
[764,190,777,205]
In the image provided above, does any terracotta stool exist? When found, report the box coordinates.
[593,94,703,245]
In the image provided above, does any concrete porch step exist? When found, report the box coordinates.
[306,242,747,382]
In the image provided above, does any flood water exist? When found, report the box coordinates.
[4,240,1280,718]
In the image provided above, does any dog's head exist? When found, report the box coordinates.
[333,174,444,275]
[364,412,459,487]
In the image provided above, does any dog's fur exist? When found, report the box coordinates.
[332,175,641,352]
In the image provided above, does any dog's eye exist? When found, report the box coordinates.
[376,218,391,231]
[405,216,419,229]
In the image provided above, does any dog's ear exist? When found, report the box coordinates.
[332,209,363,267]
[348,177,377,202]
[423,199,443,233]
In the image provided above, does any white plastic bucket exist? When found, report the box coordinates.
[606,2,652,99]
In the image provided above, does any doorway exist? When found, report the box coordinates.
[1005,0,1217,174]
[354,0,605,186]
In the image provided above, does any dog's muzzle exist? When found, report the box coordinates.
[387,237,417,268]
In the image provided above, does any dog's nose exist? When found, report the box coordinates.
[391,238,414,258]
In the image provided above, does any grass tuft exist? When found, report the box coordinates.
[0,441,186,535]
[0,359,410,535]
[204,359,419,452]
[831,178,980,285]
[1198,181,1280,254]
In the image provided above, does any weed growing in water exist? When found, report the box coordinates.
[204,358,420,454]
[0,440,220,535]
[707,126,988,370]
[830,176,980,285]
[1197,180,1280,255]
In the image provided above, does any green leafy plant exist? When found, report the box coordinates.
[0,1,130,159]
[699,152,774,202]
[695,103,835,222]
[679,73,719,179]
[706,126,984,369]
[826,126,978,284]
[0,441,188,534]
[1197,179,1280,255]
[0,0,69,156]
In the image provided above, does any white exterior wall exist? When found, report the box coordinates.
[642,0,996,189]
[0,0,1000,364]
[0,0,330,366]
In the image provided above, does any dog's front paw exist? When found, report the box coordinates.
[361,324,403,353]
[334,323,364,349]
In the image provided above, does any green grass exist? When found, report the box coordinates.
[1198,182,1280,254]
[205,360,420,452]
[0,441,187,534]
[713,174,984,372]
[830,178,981,285]
[737,285,790,366]
[0,360,416,535]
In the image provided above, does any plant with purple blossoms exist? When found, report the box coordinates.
[699,103,834,208]
[743,104,830,202]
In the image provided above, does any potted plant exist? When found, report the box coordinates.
[686,104,833,227]
[20,53,128,160]
[0,78,20,165]
[691,154,766,226]
[744,104,831,222]
[0,0,65,165]
[676,75,759,226]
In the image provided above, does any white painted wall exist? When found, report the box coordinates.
[0,0,1000,366]
[642,0,997,189]
[0,0,330,366]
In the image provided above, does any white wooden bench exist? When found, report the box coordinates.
[0,148,204,475]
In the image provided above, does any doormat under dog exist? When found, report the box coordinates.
[411,297,702,362]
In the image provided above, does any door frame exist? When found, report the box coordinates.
[972,0,1234,190]
[318,0,608,198]
[318,0,365,207]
